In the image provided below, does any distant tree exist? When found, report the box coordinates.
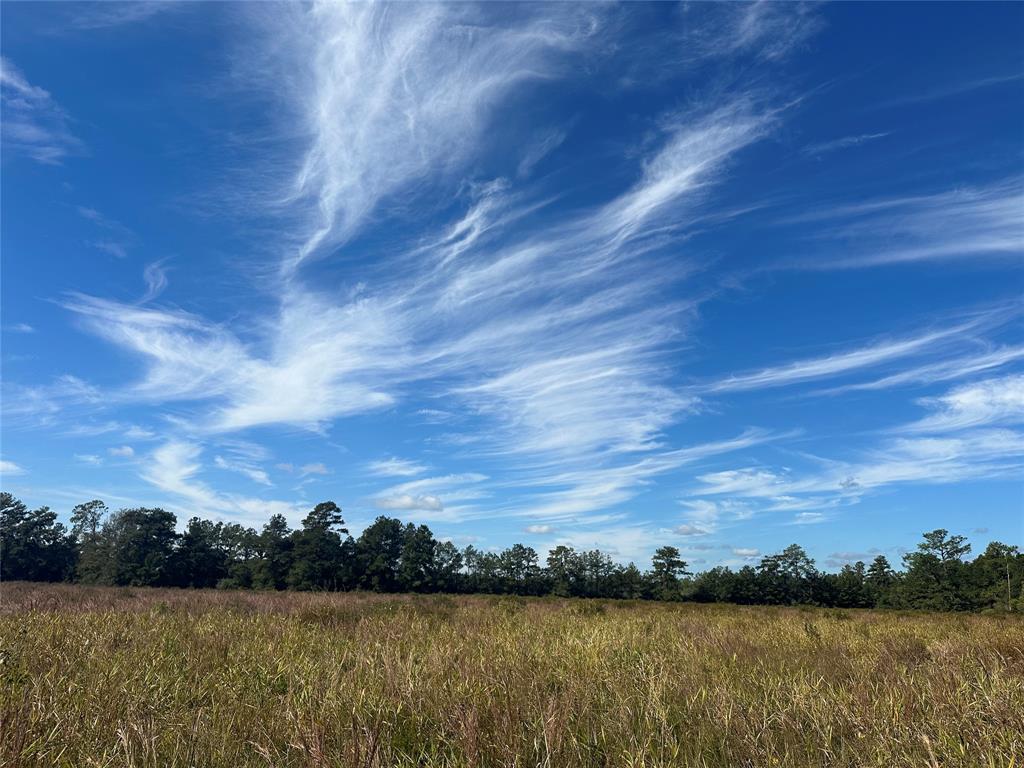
[0,493,76,581]
[546,545,579,597]
[498,543,541,595]
[400,523,438,592]
[357,516,405,592]
[463,546,502,594]
[834,561,871,608]
[866,555,896,606]
[579,549,617,598]
[431,540,464,593]
[609,562,646,600]
[901,529,973,611]
[968,542,1023,611]
[288,502,348,591]
[70,499,107,542]
[649,546,689,601]
[731,565,762,604]
[758,544,818,604]
[97,507,178,586]
[692,566,736,604]
[70,499,108,582]
[218,522,260,588]
[168,517,228,588]
[252,514,293,590]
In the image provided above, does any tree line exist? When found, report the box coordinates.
[1,492,1020,612]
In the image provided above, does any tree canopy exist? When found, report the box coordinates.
[1,492,1020,613]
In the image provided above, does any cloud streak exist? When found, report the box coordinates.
[1,57,83,164]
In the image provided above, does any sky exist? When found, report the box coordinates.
[1,1,1022,570]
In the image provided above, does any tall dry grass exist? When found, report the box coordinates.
[0,582,1021,767]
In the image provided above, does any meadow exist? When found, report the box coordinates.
[1,583,1021,768]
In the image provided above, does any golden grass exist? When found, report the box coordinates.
[1,582,1022,767]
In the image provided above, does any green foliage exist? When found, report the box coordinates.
[0,493,76,581]
[0,492,1020,613]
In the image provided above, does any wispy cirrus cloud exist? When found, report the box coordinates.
[56,1,180,31]
[704,314,1001,394]
[63,94,780,519]
[142,441,304,525]
[59,3,821,527]
[783,179,1023,269]
[249,1,598,271]
[366,457,428,478]
[902,374,1024,434]
[76,205,138,259]
[814,345,1024,396]
[802,132,889,158]
[691,376,1024,517]
[213,454,271,487]
[873,71,1024,110]
[0,460,27,477]
[1,57,83,164]
[140,261,169,303]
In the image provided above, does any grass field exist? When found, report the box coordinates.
[1,583,1021,767]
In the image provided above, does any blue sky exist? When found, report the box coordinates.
[2,2,1022,569]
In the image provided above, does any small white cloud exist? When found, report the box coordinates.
[802,132,889,158]
[732,547,760,558]
[214,455,272,486]
[525,524,554,534]
[91,240,128,259]
[300,462,328,476]
[108,445,135,458]
[1,57,83,164]
[374,494,444,512]
[0,459,26,476]
[673,524,709,536]
[791,512,826,525]
[830,551,870,562]
[141,260,169,303]
[908,374,1024,433]
[75,454,103,466]
[124,425,156,440]
[5,323,34,333]
[366,457,427,477]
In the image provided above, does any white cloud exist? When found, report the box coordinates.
[904,375,1024,433]
[790,512,826,525]
[57,7,813,525]
[75,454,103,466]
[141,441,305,525]
[56,1,179,31]
[0,460,26,477]
[108,446,135,458]
[213,455,272,486]
[124,425,156,440]
[366,457,427,477]
[525,524,554,534]
[62,89,781,521]
[300,463,328,476]
[786,180,1024,269]
[816,346,1024,395]
[802,132,889,158]
[254,1,596,271]
[673,524,710,536]
[706,318,989,394]
[1,57,82,164]
[141,261,169,303]
[732,547,760,558]
[5,323,34,334]
[374,494,444,512]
